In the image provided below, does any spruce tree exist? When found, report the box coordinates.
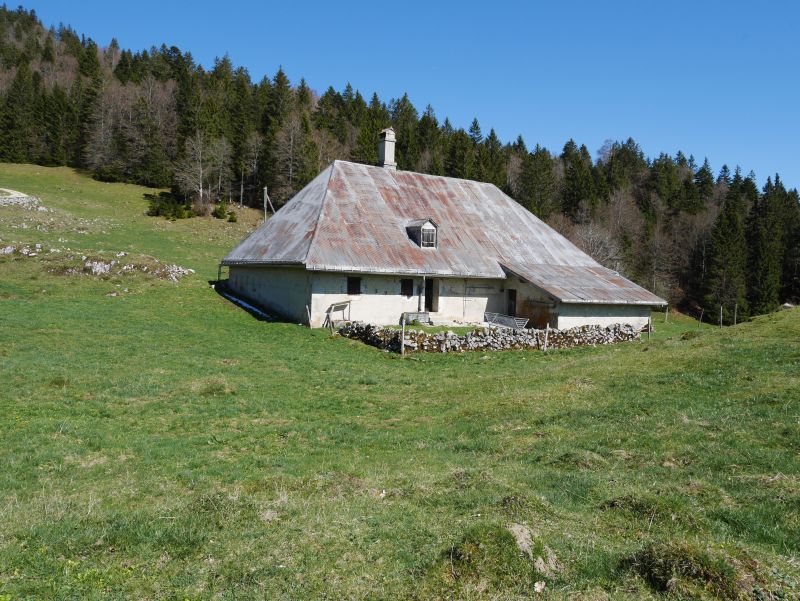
[746,177,784,314]
[782,187,800,302]
[604,138,646,191]
[481,128,505,188]
[445,129,474,179]
[519,144,556,218]
[390,93,419,169]
[0,62,35,162]
[694,158,714,204]
[468,118,482,145]
[704,174,749,324]
[561,140,597,221]
[417,104,443,174]
[353,93,389,165]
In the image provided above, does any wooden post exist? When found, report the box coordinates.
[698,308,704,329]
[306,305,312,328]
[543,324,549,352]
[401,315,406,356]
[648,313,652,340]
[734,302,738,326]
[664,305,669,323]
[719,304,723,328]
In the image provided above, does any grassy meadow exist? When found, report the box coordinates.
[0,164,798,600]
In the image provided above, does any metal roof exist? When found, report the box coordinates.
[502,262,666,306]
[222,160,666,306]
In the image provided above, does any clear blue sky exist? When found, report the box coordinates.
[25,0,800,189]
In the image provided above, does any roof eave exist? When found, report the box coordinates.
[559,299,668,307]
[221,259,306,267]
[306,264,502,278]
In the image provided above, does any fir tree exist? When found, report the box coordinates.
[519,144,556,218]
[481,128,505,188]
[782,187,800,302]
[468,118,482,145]
[352,92,389,165]
[704,174,749,323]
[694,158,714,204]
[445,129,475,179]
[0,62,35,162]
[390,93,419,170]
[561,140,597,220]
[604,138,646,191]
[746,177,784,314]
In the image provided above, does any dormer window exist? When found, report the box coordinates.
[406,218,438,249]
[420,223,437,247]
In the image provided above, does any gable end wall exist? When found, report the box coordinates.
[228,265,311,324]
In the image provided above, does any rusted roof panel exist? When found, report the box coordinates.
[222,165,332,265]
[502,262,667,306]
[222,160,667,306]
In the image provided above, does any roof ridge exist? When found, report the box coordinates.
[301,161,337,265]
[339,158,506,190]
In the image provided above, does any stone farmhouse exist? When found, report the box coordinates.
[221,128,666,328]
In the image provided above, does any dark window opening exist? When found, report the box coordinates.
[507,289,517,316]
[424,278,439,312]
[347,276,361,295]
[400,278,414,297]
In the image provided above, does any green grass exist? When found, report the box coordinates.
[1,164,798,600]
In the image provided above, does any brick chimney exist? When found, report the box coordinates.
[378,127,396,170]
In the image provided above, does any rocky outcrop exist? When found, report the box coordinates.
[0,244,194,282]
[338,322,640,354]
[0,192,47,211]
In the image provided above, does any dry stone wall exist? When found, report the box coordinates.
[338,322,640,354]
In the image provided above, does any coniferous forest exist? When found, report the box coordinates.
[1,6,798,322]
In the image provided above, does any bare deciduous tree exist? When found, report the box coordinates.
[208,136,232,202]
[174,130,210,212]
[241,131,263,206]
[275,115,303,200]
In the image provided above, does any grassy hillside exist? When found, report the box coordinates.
[1,164,798,600]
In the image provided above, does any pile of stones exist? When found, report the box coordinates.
[69,258,195,281]
[338,322,640,354]
[1,244,194,282]
[0,193,47,211]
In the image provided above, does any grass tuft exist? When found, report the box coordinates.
[623,541,794,600]
[416,524,541,598]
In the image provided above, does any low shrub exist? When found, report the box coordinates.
[211,200,229,219]
[145,192,194,219]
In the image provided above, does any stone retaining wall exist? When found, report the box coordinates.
[338,322,640,354]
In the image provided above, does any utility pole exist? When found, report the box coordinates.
[263,186,276,220]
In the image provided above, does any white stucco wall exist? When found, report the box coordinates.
[308,272,507,327]
[228,265,311,323]
[227,267,653,330]
[555,303,651,330]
